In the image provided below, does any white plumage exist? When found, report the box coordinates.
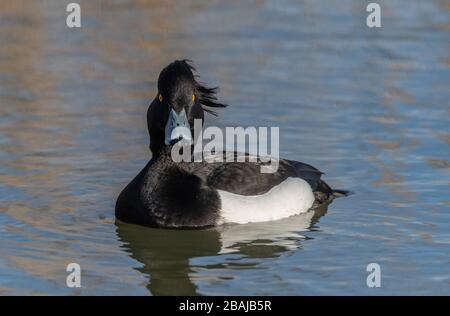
[218,177,315,224]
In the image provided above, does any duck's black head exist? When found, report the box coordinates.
[147,60,227,155]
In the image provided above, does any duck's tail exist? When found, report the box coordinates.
[332,189,352,197]
[313,179,351,205]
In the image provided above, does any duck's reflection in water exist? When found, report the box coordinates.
[116,204,328,295]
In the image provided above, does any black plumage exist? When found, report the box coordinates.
[115,60,347,228]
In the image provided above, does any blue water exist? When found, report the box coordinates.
[0,0,449,295]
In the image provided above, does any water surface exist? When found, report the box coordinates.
[0,0,449,295]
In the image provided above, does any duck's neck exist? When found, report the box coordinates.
[152,143,196,165]
[151,145,176,165]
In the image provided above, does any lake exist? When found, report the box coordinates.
[0,0,449,295]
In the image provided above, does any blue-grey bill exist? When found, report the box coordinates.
[164,108,193,145]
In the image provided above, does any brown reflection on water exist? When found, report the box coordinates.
[0,1,81,225]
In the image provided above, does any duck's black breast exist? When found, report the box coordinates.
[115,160,157,226]
[116,148,222,228]
[140,164,221,228]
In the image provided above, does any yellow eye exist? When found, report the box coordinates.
[158,94,163,102]
[192,95,196,102]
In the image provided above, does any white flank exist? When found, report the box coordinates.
[218,177,315,224]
